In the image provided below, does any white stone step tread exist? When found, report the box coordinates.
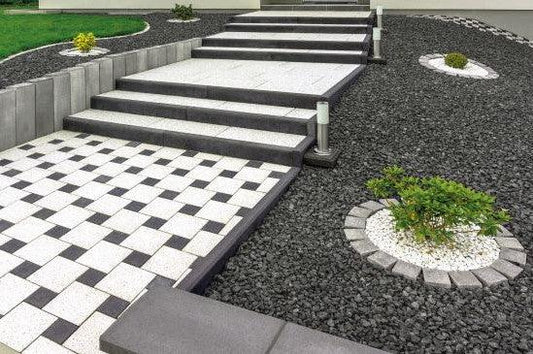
[237,10,371,18]
[71,110,307,148]
[197,46,363,55]
[207,31,366,42]
[98,90,316,120]
[124,58,360,96]
[228,22,369,28]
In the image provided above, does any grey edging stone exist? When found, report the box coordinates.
[62,66,86,114]
[46,71,71,131]
[418,54,499,80]
[343,199,527,289]
[8,82,36,144]
[27,77,54,138]
[0,89,16,151]
[100,287,386,354]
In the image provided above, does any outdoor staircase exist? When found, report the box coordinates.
[64,10,373,167]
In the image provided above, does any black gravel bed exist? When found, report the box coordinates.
[205,16,533,353]
[0,12,234,89]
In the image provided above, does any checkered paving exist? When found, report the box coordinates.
[410,14,533,48]
[0,130,294,353]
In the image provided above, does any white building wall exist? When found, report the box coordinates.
[39,0,261,10]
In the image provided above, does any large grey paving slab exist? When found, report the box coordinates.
[0,89,16,151]
[100,287,285,354]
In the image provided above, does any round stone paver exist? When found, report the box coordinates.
[344,199,527,289]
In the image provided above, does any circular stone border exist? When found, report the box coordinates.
[344,199,527,289]
[167,18,200,23]
[59,47,110,57]
[419,54,499,79]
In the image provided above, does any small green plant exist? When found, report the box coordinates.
[73,32,96,53]
[367,166,510,245]
[172,4,195,21]
[444,52,468,69]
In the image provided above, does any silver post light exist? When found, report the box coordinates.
[314,101,331,155]
[376,5,384,29]
[373,27,382,59]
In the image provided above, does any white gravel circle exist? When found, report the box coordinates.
[419,54,499,79]
[59,47,110,57]
[429,57,488,77]
[167,18,200,23]
[365,209,500,271]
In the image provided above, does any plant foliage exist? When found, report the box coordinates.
[172,4,195,21]
[366,166,510,244]
[444,52,468,69]
[73,32,96,52]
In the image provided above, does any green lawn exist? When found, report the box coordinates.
[0,4,146,59]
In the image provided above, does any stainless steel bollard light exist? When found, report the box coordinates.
[314,101,331,156]
[373,27,382,59]
[376,5,384,29]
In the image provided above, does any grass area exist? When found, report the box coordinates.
[0,4,146,59]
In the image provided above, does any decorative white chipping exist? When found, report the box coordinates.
[419,54,499,79]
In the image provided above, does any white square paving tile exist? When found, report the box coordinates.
[151,147,185,160]
[142,246,197,280]
[14,236,70,266]
[6,158,40,172]
[185,165,222,182]
[60,222,112,249]
[175,187,215,207]
[108,172,145,189]
[120,226,172,255]
[39,151,71,164]
[16,168,50,183]
[23,336,75,354]
[121,184,164,204]
[228,189,265,209]
[139,164,174,180]
[196,201,240,224]
[0,187,28,207]
[77,241,131,273]
[0,250,24,277]
[47,205,94,229]
[43,282,108,326]
[0,175,16,190]
[155,174,194,192]
[3,217,54,243]
[73,181,114,200]
[160,213,207,239]
[213,156,248,171]
[167,156,202,170]
[220,216,243,236]
[206,176,244,195]
[182,231,224,257]
[0,201,40,223]
[82,153,114,167]
[111,146,144,159]
[60,170,98,186]
[96,263,155,301]
[0,234,10,247]
[260,162,291,173]
[103,209,150,234]
[124,155,158,168]
[93,162,129,177]
[0,303,56,352]
[24,178,64,196]
[233,166,271,183]
[35,191,79,211]
[63,312,115,354]
[28,257,88,293]
[0,273,39,315]
[257,177,279,193]
[49,160,84,175]
[140,198,184,220]
[87,194,130,216]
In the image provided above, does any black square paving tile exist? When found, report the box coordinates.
[68,154,85,162]
[22,193,44,203]
[220,170,237,178]
[165,235,189,250]
[202,221,225,234]
[143,217,166,230]
[211,193,231,203]
[246,160,263,168]
[181,150,197,157]
[110,156,127,164]
[237,207,251,217]
[43,318,78,345]
[59,184,79,193]
[45,225,70,238]
[27,152,45,159]
[86,212,110,225]
[98,296,130,319]
[10,261,40,278]
[159,190,179,200]
[86,140,102,146]
[140,149,155,156]
[109,187,128,197]
[199,159,217,167]
[154,158,171,166]
[0,239,26,253]
[11,180,31,189]
[141,177,160,186]
[19,144,34,151]
[0,219,14,233]
[171,168,189,176]
[147,275,174,290]
[77,268,106,287]
[179,204,200,216]
[58,146,74,153]
[125,166,142,174]
[125,201,146,212]
[75,133,90,139]
[123,251,151,268]
[48,139,63,144]
[241,181,261,191]
[98,148,114,154]
[269,171,285,179]
[94,175,113,184]
[72,197,94,208]
[3,169,22,177]
[81,164,98,172]
[0,159,13,166]
[59,245,87,261]
[37,161,54,169]
[190,180,208,189]
[126,141,141,147]
[33,208,55,220]
[25,287,58,308]
[47,172,67,181]
[104,231,129,244]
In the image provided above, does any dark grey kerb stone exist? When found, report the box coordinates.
[391,260,421,281]
[348,206,373,218]
[367,251,397,270]
[448,270,482,289]
[471,267,508,287]
[495,237,524,250]
[100,287,285,354]
[345,216,366,229]
[423,268,451,288]
[490,259,523,280]
[344,228,366,241]
[351,240,379,256]
[499,248,527,266]
[359,200,385,212]
[270,323,387,354]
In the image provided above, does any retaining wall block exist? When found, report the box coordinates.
[78,62,100,109]
[176,41,186,61]
[28,77,54,138]
[166,43,178,64]
[136,48,148,72]
[7,83,36,144]
[63,67,86,114]
[93,57,114,93]
[108,53,126,81]
[125,51,138,76]
[46,71,71,131]
[190,38,202,49]
[183,40,192,59]
[0,89,17,151]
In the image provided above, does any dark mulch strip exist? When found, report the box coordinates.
[206,16,533,353]
[0,12,234,89]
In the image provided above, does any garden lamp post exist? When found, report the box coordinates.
[314,101,331,155]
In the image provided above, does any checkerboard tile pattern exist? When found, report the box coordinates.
[0,131,294,353]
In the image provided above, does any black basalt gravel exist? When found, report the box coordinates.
[205,16,533,353]
[0,12,234,89]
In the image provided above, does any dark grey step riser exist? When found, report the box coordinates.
[116,79,324,109]
[64,117,315,166]
[230,17,372,25]
[224,24,371,34]
[202,38,369,51]
[261,5,369,11]
[91,97,313,136]
[192,49,367,64]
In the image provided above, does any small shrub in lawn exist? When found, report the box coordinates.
[73,32,96,53]
[444,52,468,69]
[366,166,510,245]
[172,4,195,21]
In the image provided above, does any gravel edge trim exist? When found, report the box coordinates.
[344,199,527,289]
[419,54,499,79]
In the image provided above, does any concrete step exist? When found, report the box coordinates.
[203,32,370,51]
[115,59,365,109]
[91,90,316,136]
[261,4,370,11]
[192,46,367,64]
[232,11,374,25]
[224,22,372,34]
[64,110,314,166]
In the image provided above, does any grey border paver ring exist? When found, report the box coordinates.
[419,54,499,79]
[344,199,527,289]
